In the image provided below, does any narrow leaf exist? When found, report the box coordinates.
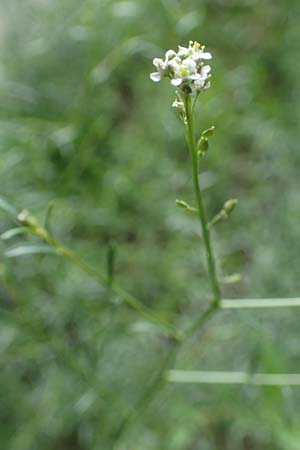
[5,244,57,257]
[107,242,116,285]
[1,227,29,240]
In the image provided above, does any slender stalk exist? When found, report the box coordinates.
[184,95,221,306]
[183,302,217,339]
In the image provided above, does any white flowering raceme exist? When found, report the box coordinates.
[150,41,212,94]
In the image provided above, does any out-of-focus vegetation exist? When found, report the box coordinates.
[1,0,300,449]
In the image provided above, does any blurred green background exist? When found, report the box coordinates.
[1,0,300,449]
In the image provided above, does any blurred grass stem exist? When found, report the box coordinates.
[167,370,300,386]
[221,297,300,309]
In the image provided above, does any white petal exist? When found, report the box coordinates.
[177,45,188,57]
[202,65,211,74]
[201,52,212,60]
[190,73,201,80]
[153,58,163,68]
[165,49,176,60]
[168,60,180,71]
[182,58,196,72]
[192,53,202,61]
[150,72,161,82]
[171,78,183,86]
[194,79,204,88]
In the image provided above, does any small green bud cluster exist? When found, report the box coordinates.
[197,126,215,159]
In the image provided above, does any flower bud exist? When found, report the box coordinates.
[223,199,238,215]
[197,137,209,158]
[17,209,39,228]
[176,199,197,213]
[176,199,189,209]
[201,126,215,138]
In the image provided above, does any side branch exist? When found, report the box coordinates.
[17,210,180,340]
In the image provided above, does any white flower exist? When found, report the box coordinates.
[150,40,212,95]
[177,41,212,61]
[171,57,200,86]
[177,45,189,58]
[201,65,211,75]
[201,52,212,60]
[182,58,197,74]
[165,49,177,60]
[150,49,176,82]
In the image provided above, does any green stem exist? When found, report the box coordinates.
[184,95,221,306]
[184,303,216,339]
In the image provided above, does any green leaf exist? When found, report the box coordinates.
[1,227,29,240]
[5,244,58,257]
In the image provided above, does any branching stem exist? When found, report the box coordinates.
[23,220,180,340]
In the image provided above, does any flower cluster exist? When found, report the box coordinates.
[150,41,212,95]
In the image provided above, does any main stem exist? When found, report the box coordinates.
[184,95,221,306]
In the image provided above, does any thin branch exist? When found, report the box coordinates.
[183,302,218,339]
